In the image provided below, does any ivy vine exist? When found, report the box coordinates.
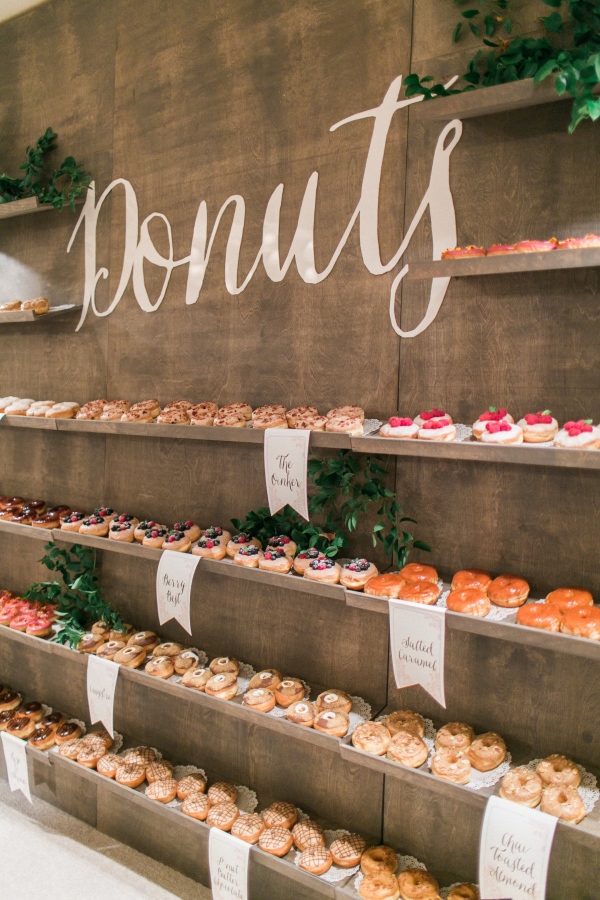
[404,0,600,131]
[0,127,91,211]
[23,543,122,647]
[232,451,430,569]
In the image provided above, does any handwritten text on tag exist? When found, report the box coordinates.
[87,653,120,737]
[209,827,251,900]
[389,598,446,707]
[479,796,557,900]
[1,732,31,802]
[156,550,201,635]
[264,428,310,520]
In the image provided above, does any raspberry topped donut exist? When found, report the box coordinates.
[486,243,515,256]
[554,419,600,449]
[266,535,296,557]
[142,527,169,548]
[558,233,600,249]
[293,549,326,575]
[418,418,456,442]
[134,520,166,542]
[233,544,263,567]
[340,558,379,590]
[259,547,293,573]
[514,238,558,253]
[173,520,201,543]
[472,407,514,440]
[226,532,262,558]
[441,245,485,259]
[161,530,192,552]
[109,515,138,542]
[192,535,228,559]
[480,420,524,444]
[60,511,86,532]
[79,515,109,537]
[94,507,116,523]
[414,408,452,427]
[379,416,419,439]
[517,410,559,443]
[303,558,341,584]
[202,525,232,545]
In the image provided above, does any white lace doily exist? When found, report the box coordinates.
[354,853,426,891]
[454,424,472,442]
[427,744,512,791]
[438,587,518,621]
[173,764,206,781]
[525,759,598,814]
[363,418,382,436]
[236,784,258,813]
[292,827,361,883]
[440,885,480,899]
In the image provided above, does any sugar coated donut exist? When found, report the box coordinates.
[487,574,530,608]
[499,767,542,808]
[536,754,581,788]
[446,587,491,617]
[516,603,563,632]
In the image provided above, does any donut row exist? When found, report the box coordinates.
[442,233,600,257]
[379,407,600,448]
[500,755,587,825]
[0,296,50,315]
[0,397,80,418]
[0,688,88,748]
[0,590,57,637]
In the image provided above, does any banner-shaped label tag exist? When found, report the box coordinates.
[264,428,310,520]
[479,796,557,900]
[156,550,201,635]
[389,598,446,707]
[0,413,5,422]
[87,653,120,737]
[1,731,31,802]
[209,827,251,900]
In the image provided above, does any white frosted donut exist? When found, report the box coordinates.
[480,423,524,444]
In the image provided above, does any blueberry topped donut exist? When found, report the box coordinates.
[94,507,116,523]
[161,530,192,552]
[192,535,227,559]
[340,558,379,591]
[266,535,297,557]
[143,528,169,548]
[233,544,263,568]
[173,520,201,542]
[134,520,165,542]
[226,532,262,558]
[202,525,232,544]
[293,548,326,575]
[60,511,87,533]
[304,558,342,584]
[259,547,293,574]
[80,515,110,537]
[109,516,138,542]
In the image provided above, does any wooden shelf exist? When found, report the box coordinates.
[0,195,84,220]
[412,77,571,124]
[406,246,600,281]
[0,304,77,323]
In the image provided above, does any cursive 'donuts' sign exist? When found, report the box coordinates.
[68,77,462,338]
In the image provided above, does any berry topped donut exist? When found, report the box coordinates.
[303,558,341,584]
[266,535,297,557]
[259,547,293,573]
[486,243,515,255]
[293,548,326,575]
[142,528,169,549]
[558,233,600,249]
[94,507,116,523]
[173,520,201,543]
[514,238,557,253]
[192,535,228,559]
[472,407,514,440]
[161,530,192,552]
[554,419,600,449]
[60,511,86,532]
[201,525,232,544]
[226,532,262,558]
[517,410,559,443]
[109,515,139,542]
[379,416,419,439]
[340,558,379,591]
[80,515,110,537]
[481,421,524,444]
[233,544,263,567]
[134,520,165,542]
[414,408,453,427]
[418,418,456,441]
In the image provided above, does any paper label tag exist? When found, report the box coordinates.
[1,732,31,802]
[264,428,310,520]
[0,413,5,422]
[156,550,201,635]
[87,653,120,737]
[209,827,251,900]
[389,598,446,707]
[479,796,557,900]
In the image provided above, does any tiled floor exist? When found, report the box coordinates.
[1,780,212,899]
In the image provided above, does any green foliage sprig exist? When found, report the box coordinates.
[232,451,430,569]
[0,127,91,211]
[23,543,122,647]
[404,0,600,131]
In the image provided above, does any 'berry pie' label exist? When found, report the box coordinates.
[156,551,201,635]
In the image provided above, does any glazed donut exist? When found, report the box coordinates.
[176,772,206,799]
[360,845,398,876]
[192,536,228,559]
[128,631,160,652]
[540,785,586,824]
[418,419,457,441]
[182,792,210,820]
[142,527,169,548]
[517,411,559,443]
[205,672,238,700]
[10,512,33,526]
[451,569,492,591]
[146,778,178,804]
[536,754,581,788]
[313,710,349,737]
[274,678,305,707]
[364,574,407,599]
[499,767,543,808]
[218,403,252,420]
[258,825,293,857]
[76,740,106,768]
[379,417,419,439]
[6,716,36,738]
[397,869,439,900]
[287,406,318,428]
[446,587,491,617]
[181,667,211,690]
[292,549,326,574]
[17,701,44,722]
[286,701,317,727]
[96,753,123,778]
[113,646,147,667]
[83,728,114,750]
[472,408,514,440]
[263,801,298,829]
[161,530,192,552]
[258,547,293,573]
[546,587,594,612]
[243,688,276,712]
[209,656,240,675]
[39,711,66,732]
[386,731,429,768]
[226,532,261,557]
[0,691,22,712]
[435,722,474,751]
[316,690,352,714]
[359,872,400,900]
[174,650,200,675]
[292,819,325,851]
[385,710,425,738]
[561,606,600,639]
[156,408,190,425]
[5,400,34,415]
[27,726,56,751]
[480,421,524,444]
[340,558,379,590]
[206,801,240,831]
[487,574,530,608]
[430,747,471,784]
[115,763,146,788]
[330,833,366,868]
[233,545,263,567]
[0,710,16,730]
[213,413,246,427]
[325,415,364,436]
[130,399,160,417]
[327,405,365,422]
[298,846,333,875]
[397,582,440,605]
[58,738,86,759]
[144,656,175,678]
[352,722,392,756]
[516,603,563,632]
[231,813,265,843]
[303,558,341,584]
[468,732,506,771]
[54,721,83,744]
[145,761,174,783]
[399,563,438,584]
[207,782,238,805]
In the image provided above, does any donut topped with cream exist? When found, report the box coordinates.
[472,406,514,439]
[555,419,600,448]
[380,416,419,439]
[481,421,524,444]
[414,408,452,427]
[517,410,559,442]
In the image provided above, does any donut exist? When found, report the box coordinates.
[499,767,543,808]
[252,413,288,429]
[364,574,407,599]
[134,520,165,541]
[100,401,131,421]
[352,722,392,756]
[108,517,137,542]
[399,563,438,584]
[258,825,293,856]
[22,297,50,315]
[516,411,559,443]
[17,701,44,722]
[326,415,364,435]
[546,587,594,612]
[418,419,457,441]
[472,408,514,440]
[6,716,36,739]
[341,558,379,590]
[414,408,452,427]
[156,408,190,425]
[218,403,252,420]
[243,688,276,712]
[265,534,296,557]
[327,405,365,422]
[536,754,581,788]
[0,710,16,730]
[95,507,117,523]
[258,547,293,573]
[77,632,105,653]
[0,691,22,712]
[313,710,349,737]
[57,738,85,759]
[397,582,440,605]
[540,785,586,823]
[205,672,238,700]
[192,535,228,559]
[287,406,318,428]
[248,669,282,691]
[152,641,184,659]
[27,726,56,751]
[360,846,398,876]
[189,401,218,418]
[330,833,366,867]
[163,400,193,412]
[128,631,160,652]
[468,732,506,771]
[441,246,484,259]
[386,731,429,768]
[181,667,211,690]
[174,650,200,675]
[234,545,263,567]
[231,813,265,843]
[451,569,492,591]
[201,525,232,545]
[397,869,439,900]
[123,747,156,766]
[76,740,106,768]
[189,411,214,426]
[487,574,530,608]
[262,801,298,829]
[480,421,524,444]
[121,408,154,423]
[286,700,316,727]
[298,846,333,875]
[209,656,240,675]
[207,782,238,805]
[182,792,210,820]
[316,690,352,714]
[516,603,563,632]
[435,722,474,751]
[558,233,600,249]
[561,606,600,639]
[146,761,174,783]
[113,646,146,667]
[130,399,160,417]
[108,623,135,641]
[446,587,491,617]
[146,778,178,804]
[274,678,305,707]
[39,711,66,732]
[359,873,400,900]
[385,710,425,738]
[83,729,114,750]
[144,656,175,678]
[214,413,246,427]
[304,558,341,583]
[554,420,600,448]
[96,753,122,778]
[90,621,110,640]
[54,721,83,744]
[430,747,471,784]
[514,239,558,253]
[486,243,515,255]
[226,533,262,558]
[176,772,206,799]
[115,763,146,788]
[161,530,191,552]
[5,400,34,415]
[379,417,419,439]
[27,403,54,417]
[142,528,169,548]
[292,819,325,851]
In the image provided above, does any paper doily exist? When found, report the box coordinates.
[293,827,361,883]
[438,587,517,622]
[525,759,599,814]
[173,764,206,781]
[363,418,382,436]
[440,885,480,899]
[454,424,473,442]
[236,784,258,813]
[354,854,426,892]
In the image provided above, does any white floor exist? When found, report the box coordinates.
[1,780,212,899]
